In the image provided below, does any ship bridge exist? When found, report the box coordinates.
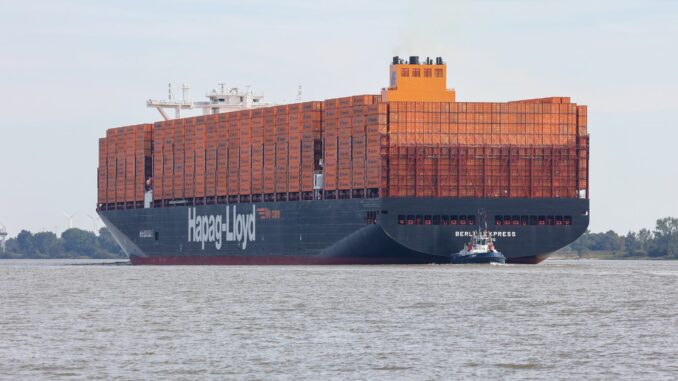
[147,83,268,120]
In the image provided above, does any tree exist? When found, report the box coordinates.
[564,223,675,259]
[624,231,642,257]
[1,227,124,259]
[568,230,591,257]
[637,228,652,253]
[15,230,36,256]
[651,217,678,258]
[582,230,624,252]
[32,231,63,258]
[3,237,19,257]
[61,228,97,258]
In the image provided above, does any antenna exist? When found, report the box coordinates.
[295,85,303,102]
[479,208,488,232]
[168,83,173,100]
[181,83,190,103]
[218,83,226,94]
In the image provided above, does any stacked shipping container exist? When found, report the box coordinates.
[386,97,588,199]
[98,98,589,209]
[321,95,385,198]
[114,102,323,207]
[97,124,152,207]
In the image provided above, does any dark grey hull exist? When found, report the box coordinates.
[98,197,589,265]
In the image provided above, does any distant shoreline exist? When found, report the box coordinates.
[0,255,672,262]
[550,250,671,260]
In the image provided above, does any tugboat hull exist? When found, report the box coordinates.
[450,251,506,264]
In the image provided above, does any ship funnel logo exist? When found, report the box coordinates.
[187,205,256,250]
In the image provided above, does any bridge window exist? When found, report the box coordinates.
[398,215,406,225]
[450,215,458,225]
[424,68,432,77]
[547,216,554,225]
[424,215,432,225]
[521,216,529,225]
[415,215,423,225]
[530,216,538,225]
[441,215,450,225]
[412,68,421,77]
[407,215,415,225]
[401,68,409,77]
[538,216,546,225]
[432,215,441,225]
[555,216,563,225]
[495,216,503,225]
[435,68,443,78]
[468,215,476,225]
[564,216,572,225]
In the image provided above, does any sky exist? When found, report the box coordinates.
[0,0,677,237]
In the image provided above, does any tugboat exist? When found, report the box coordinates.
[451,210,506,264]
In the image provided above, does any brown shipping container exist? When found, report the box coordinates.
[214,117,227,197]
[251,145,264,194]
[323,137,338,190]
[227,113,240,196]
[159,123,173,199]
[173,121,185,199]
[194,153,206,198]
[205,119,218,197]
[102,91,586,205]
[184,122,197,198]
[239,111,252,195]
[151,123,163,201]
[116,151,125,201]
[194,120,206,198]
[352,135,366,189]
[263,145,275,194]
[181,150,193,198]
[98,138,108,204]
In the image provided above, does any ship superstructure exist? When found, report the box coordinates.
[147,83,267,120]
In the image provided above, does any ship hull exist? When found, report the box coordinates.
[98,197,589,265]
[450,251,506,265]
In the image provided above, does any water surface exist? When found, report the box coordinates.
[1,259,676,380]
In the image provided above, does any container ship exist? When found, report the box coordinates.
[97,56,590,265]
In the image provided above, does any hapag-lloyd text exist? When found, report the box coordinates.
[187,205,256,250]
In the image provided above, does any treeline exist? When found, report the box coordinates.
[566,217,678,259]
[0,228,125,259]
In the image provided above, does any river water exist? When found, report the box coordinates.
[0,259,676,380]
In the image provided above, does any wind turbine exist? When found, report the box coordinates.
[86,214,101,233]
[0,223,7,251]
[63,211,78,230]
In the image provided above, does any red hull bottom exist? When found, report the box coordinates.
[129,254,548,265]
[507,255,549,264]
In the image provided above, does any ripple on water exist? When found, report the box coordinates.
[0,259,677,380]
